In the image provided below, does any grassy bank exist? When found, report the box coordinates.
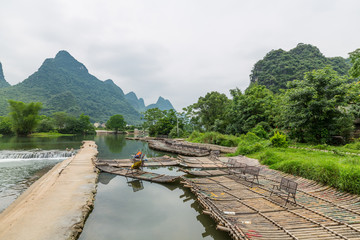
[189,131,360,194]
[248,147,360,194]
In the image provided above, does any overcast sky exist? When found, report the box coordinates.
[1,0,359,110]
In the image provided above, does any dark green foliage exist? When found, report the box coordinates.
[8,100,42,136]
[0,116,13,135]
[189,91,230,132]
[0,51,142,124]
[125,92,146,112]
[0,62,10,88]
[235,132,270,155]
[349,48,360,78]
[106,114,126,133]
[250,124,270,139]
[270,131,288,147]
[59,113,95,135]
[187,131,239,147]
[36,115,54,132]
[283,67,353,144]
[226,85,275,134]
[250,43,351,92]
[148,109,180,137]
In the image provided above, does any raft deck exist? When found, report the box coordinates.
[97,165,180,183]
[181,158,360,240]
[97,156,179,168]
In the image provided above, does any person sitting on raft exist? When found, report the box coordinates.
[134,151,142,159]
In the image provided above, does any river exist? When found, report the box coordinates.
[0,134,231,240]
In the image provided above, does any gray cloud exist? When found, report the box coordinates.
[1,0,360,110]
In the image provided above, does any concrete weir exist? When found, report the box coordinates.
[0,141,99,240]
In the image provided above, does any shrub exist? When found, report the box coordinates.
[169,126,184,138]
[187,131,239,147]
[250,124,269,139]
[235,132,270,155]
[270,131,288,147]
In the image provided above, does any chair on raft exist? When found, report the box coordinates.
[126,151,145,175]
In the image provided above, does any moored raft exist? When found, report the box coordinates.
[181,169,228,177]
[97,164,180,183]
[178,155,229,169]
[180,159,360,240]
[97,155,179,168]
[148,139,211,157]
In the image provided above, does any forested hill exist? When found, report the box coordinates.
[0,51,173,124]
[250,43,351,92]
[0,63,10,88]
[125,92,175,113]
[146,96,175,111]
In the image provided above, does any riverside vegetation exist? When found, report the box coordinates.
[1,43,360,194]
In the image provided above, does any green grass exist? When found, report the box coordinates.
[30,132,75,137]
[248,146,360,194]
[187,131,240,147]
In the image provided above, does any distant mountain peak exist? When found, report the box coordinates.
[146,96,175,111]
[0,62,10,88]
[51,50,88,73]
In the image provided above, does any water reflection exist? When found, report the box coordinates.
[104,134,127,153]
[126,179,144,192]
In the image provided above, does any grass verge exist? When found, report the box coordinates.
[248,147,360,194]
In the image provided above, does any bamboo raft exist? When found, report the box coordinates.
[97,156,179,168]
[181,169,228,177]
[148,140,211,157]
[182,162,360,239]
[97,165,180,183]
[178,155,231,169]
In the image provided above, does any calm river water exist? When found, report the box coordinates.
[0,134,231,240]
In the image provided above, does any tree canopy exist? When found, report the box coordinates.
[106,114,126,133]
[282,67,352,143]
[250,43,351,92]
[8,100,42,136]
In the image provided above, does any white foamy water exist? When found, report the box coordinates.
[0,150,76,162]
[0,150,77,212]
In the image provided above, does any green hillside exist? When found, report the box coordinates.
[250,43,351,92]
[125,92,175,112]
[0,51,142,124]
[146,96,175,111]
[0,63,10,88]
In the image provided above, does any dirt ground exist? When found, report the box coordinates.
[0,141,99,240]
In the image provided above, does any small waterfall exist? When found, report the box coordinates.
[0,150,77,162]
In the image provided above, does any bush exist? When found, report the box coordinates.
[270,131,288,147]
[187,131,239,147]
[0,117,13,135]
[235,132,270,155]
[169,126,184,138]
[250,124,269,139]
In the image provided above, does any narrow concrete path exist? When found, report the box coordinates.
[0,141,98,240]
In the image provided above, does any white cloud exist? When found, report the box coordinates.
[1,0,360,110]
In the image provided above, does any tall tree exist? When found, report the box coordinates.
[190,91,230,132]
[349,48,360,79]
[106,114,126,133]
[283,67,352,143]
[8,100,42,136]
[226,84,276,134]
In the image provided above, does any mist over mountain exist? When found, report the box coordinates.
[0,51,174,124]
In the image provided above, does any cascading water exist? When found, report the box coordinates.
[0,150,76,162]
[0,149,77,212]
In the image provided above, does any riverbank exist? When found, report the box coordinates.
[0,141,98,240]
